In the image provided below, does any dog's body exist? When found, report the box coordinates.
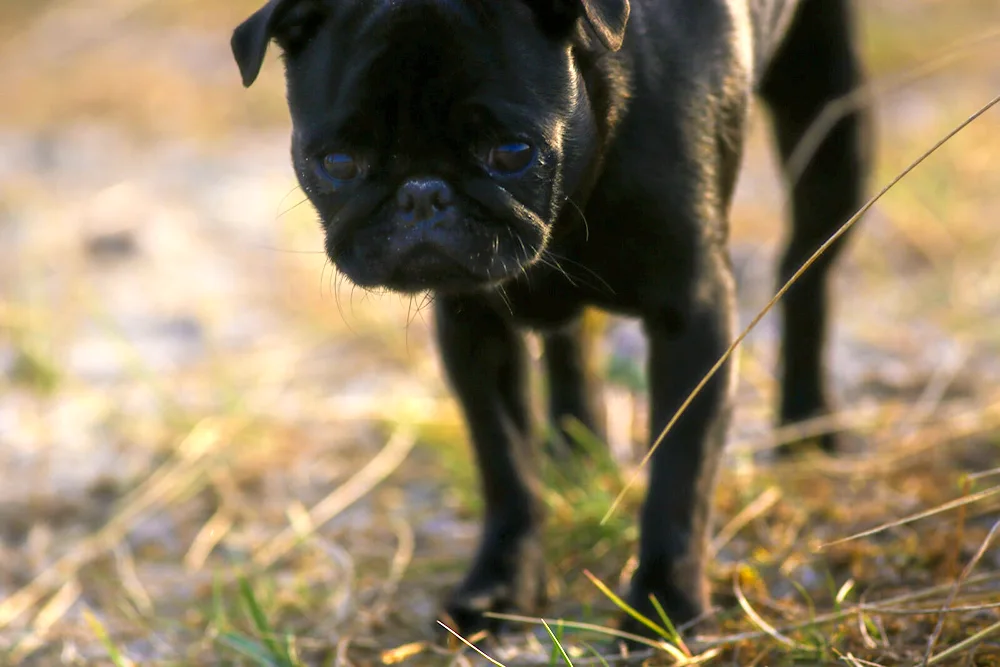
[233,0,869,637]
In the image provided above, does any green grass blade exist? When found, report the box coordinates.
[647,594,689,656]
[83,609,131,667]
[561,418,609,460]
[218,631,281,666]
[578,641,612,667]
[238,576,289,663]
[789,579,817,620]
[542,619,575,666]
[582,570,668,640]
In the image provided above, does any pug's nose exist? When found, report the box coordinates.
[396,178,455,226]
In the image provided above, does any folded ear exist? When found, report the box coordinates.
[525,0,629,52]
[233,0,327,87]
[580,0,629,51]
[232,0,284,87]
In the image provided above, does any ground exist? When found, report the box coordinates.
[1,0,999,665]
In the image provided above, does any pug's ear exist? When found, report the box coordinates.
[525,0,629,52]
[580,0,629,51]
[232,0,283,87]
[231,0,326,87]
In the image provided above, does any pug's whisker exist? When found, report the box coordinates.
[536,251,579,287]
[514,235,533,287]
[496,264,514,314]
[547,251,615,295]
[276,196,312,219]
[319,257,329,298]
[410,292,435,330]
[536,251,578,288]
[274,184,305,219]
[349,283,360,318]
[565,196,590,241]
[515,234,532,266]
[420,292,436,314]
[245,243,325,255]
[335,272,360,333]
[407,292,428,329]
[497,287,513,314]
[404,294,419,351]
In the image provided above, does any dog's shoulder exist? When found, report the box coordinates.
[614,0,799,79]
[746,0,801,75]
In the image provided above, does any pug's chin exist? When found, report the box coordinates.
[333,248,536,295]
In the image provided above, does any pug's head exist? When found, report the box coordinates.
[232,0,628,293]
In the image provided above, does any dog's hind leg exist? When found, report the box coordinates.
[759,0,872,454]
[434,294,546,634]
[542,316,604,455]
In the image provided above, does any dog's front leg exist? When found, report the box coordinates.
[434,294,546,635]
[624,255,737,635]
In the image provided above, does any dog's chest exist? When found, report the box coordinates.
[487,257,641,331]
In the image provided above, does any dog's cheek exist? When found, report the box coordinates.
[289,152,339,215]
[523,152,564,229]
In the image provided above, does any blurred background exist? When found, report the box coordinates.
[1,0,999,664]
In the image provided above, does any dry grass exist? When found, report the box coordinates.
[1,0,1000,664]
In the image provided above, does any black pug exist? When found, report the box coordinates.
[231,0,869,639]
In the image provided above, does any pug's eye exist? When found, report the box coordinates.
[320,152,360,182]
[487,142,534,175]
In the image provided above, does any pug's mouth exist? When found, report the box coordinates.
[328,221,542,294]
[383,245,486,290]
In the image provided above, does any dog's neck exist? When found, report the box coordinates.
[549,38,630,241]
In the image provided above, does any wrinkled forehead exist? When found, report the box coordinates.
[289,0,569,151]
[355,0,493,37]
[313,1,481,106]
[334,0,500,63]
[375,8,546,102]
[342,0,565,85]
[364,1,495,76]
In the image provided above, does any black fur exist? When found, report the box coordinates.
[232,0,870,637]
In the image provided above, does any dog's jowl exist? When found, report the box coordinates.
[232,0,870,638]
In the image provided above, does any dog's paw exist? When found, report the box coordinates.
[437,540,548,638]
[617,578,704,645]
[775,398,874,458]
[775,424,869,459]
[774,430,841,458]
[440,584,517,637]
